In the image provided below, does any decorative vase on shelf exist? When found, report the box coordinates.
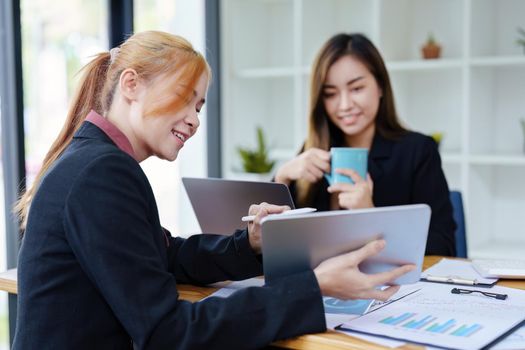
[421,33,442,59]
[235,126,275,182]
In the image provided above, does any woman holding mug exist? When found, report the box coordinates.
[275,33,456,256]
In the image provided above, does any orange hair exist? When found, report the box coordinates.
[15,31,210,230]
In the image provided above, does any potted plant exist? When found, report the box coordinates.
[517,27,525,54]
[421,33,442,59]
[235,126,275,181]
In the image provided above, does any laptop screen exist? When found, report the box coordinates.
[182,177,295,234]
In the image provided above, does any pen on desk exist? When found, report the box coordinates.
[424,275,477,285]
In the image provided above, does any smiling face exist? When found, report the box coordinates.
[128,71,208,161]
[322,55,382,147]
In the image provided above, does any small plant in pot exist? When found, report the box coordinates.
[517,27,525,54]
[421,33,441,59]
[236,126,275,180]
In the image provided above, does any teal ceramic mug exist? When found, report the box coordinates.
[324,147,368,185]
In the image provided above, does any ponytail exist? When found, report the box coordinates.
[15,52,111,230]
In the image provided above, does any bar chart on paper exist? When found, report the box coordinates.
[339,282,525,350]
[344,308,506,349]
[379,313,483,337]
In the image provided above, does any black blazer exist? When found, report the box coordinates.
[14,122,325,350]
[289,132,456,256]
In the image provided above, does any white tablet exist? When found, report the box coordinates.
[261,204,431,285]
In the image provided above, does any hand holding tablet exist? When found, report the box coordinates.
[261,204,431,285]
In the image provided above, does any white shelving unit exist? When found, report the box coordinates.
[220,0,525,259]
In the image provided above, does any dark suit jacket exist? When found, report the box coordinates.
[289,131,456,256]
[13,122,325,350]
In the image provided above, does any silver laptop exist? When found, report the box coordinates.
[262,204,431,285]
[182,177,295,234]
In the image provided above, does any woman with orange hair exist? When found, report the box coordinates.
[13,31,412,349]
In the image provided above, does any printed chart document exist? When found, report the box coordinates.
[324,298,404,348]
[328,286,422,348]
[338,282,525,350]
[492,325,525,350]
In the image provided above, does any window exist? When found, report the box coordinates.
[135,0,207,236]
[20,0,206,239]
[20,0,108,186]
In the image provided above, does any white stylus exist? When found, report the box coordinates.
[241,207,317,222]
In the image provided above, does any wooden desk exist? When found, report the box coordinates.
[1,256,524,350]
[0,268,16,294]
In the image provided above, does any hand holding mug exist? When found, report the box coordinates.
[323,147,372,209]
[328,169,374,209]
[324,147,368,185]
[274,148,331,185]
